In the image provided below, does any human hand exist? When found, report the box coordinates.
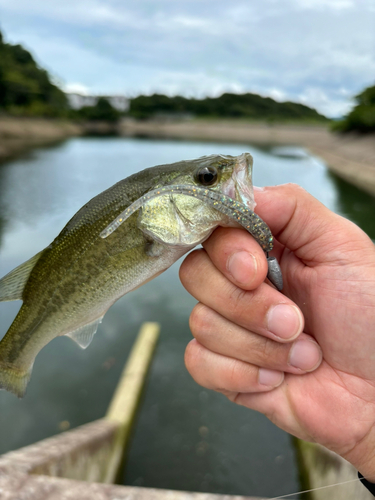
[179,183,375,480]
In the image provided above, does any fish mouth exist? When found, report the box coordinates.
[222,153,255,210]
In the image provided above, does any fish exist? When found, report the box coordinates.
[0,152,281,397]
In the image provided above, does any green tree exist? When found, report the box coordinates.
[129,92,327,122]
[72,98,121,122]
[0,30,68,116]
[332,85,375,133]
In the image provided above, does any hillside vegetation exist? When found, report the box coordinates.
[333,85,375,133]
[129,93,328,122]
[0,29,327,123]
[70,97,121,122]
[0,31,119,122]
[3,28,373,131]
[0,31,68,117]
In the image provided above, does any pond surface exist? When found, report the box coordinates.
[0,137,374,499]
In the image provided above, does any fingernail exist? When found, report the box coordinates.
[227,251,257,285]
[259,368,284,387]
[289,339,322,372]
[253,185,265,191]
[267,304,303,340]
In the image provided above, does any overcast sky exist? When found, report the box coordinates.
[0,0,374,117]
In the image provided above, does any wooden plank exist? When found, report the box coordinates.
[105,321,160,482]
[106,321,160,424]
[0,322,160,484]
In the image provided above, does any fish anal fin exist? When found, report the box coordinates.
[65,316,103,349]
[0,251,44,302]
[0,361,33,398]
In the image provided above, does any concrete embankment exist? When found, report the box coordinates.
[1,117,374,197]
[0,117,83,162]
[0,117,124,163]
[121,119,375,197]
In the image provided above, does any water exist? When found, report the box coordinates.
[0,137,374,499]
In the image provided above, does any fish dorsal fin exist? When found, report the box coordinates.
[0,251,44,302]
[65,316,103,349]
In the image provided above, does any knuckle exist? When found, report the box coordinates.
[226,358,240,386]
[283,182,307,195]
[256,337,275,363]
[203,227,222,249]
[179,249,205,284]
[226,358,248,389]
[179,260,190,285]
[220,390,239,403]
[189,304,212,339]
[227,285,252,316]
[184,342,213,389]
[184,340,199,373]
[207,226,232,245]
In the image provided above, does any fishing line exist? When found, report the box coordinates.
[268,477,362,499]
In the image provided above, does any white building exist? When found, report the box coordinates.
[67,94,129,112]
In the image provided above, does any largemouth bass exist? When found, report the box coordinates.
[0,153,281,397]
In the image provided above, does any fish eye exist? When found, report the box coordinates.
[196,166,218,186]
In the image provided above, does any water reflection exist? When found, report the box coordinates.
[0,161,12,248]
[329,172,375,240]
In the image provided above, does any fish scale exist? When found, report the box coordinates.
[0,153,282,397]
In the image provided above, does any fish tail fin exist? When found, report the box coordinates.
[0,312,35,398]
[0,358,32,398]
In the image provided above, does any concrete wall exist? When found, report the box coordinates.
[295,440,373,500]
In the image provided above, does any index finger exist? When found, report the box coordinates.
[202,227,269,291]
[254,183,372,265]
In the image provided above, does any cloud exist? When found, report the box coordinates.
[292,0,354,10]
[63,82,91,95]
[0,0,374,116]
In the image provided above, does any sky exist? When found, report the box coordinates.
[0,0,374,117]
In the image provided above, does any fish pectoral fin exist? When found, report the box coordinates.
[0,251,44,302]
[65,316,104,349]
[144,239,167,257]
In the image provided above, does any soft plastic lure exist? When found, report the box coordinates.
[101,184,283,290]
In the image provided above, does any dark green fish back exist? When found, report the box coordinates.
[23,163,185,303]
[0,154,248,397]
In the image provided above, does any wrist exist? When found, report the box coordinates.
[344,429,375,483]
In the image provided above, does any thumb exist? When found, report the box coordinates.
[254,183,372,266]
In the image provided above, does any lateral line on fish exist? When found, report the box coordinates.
[100,184,274,253]
[268,477,362,499]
